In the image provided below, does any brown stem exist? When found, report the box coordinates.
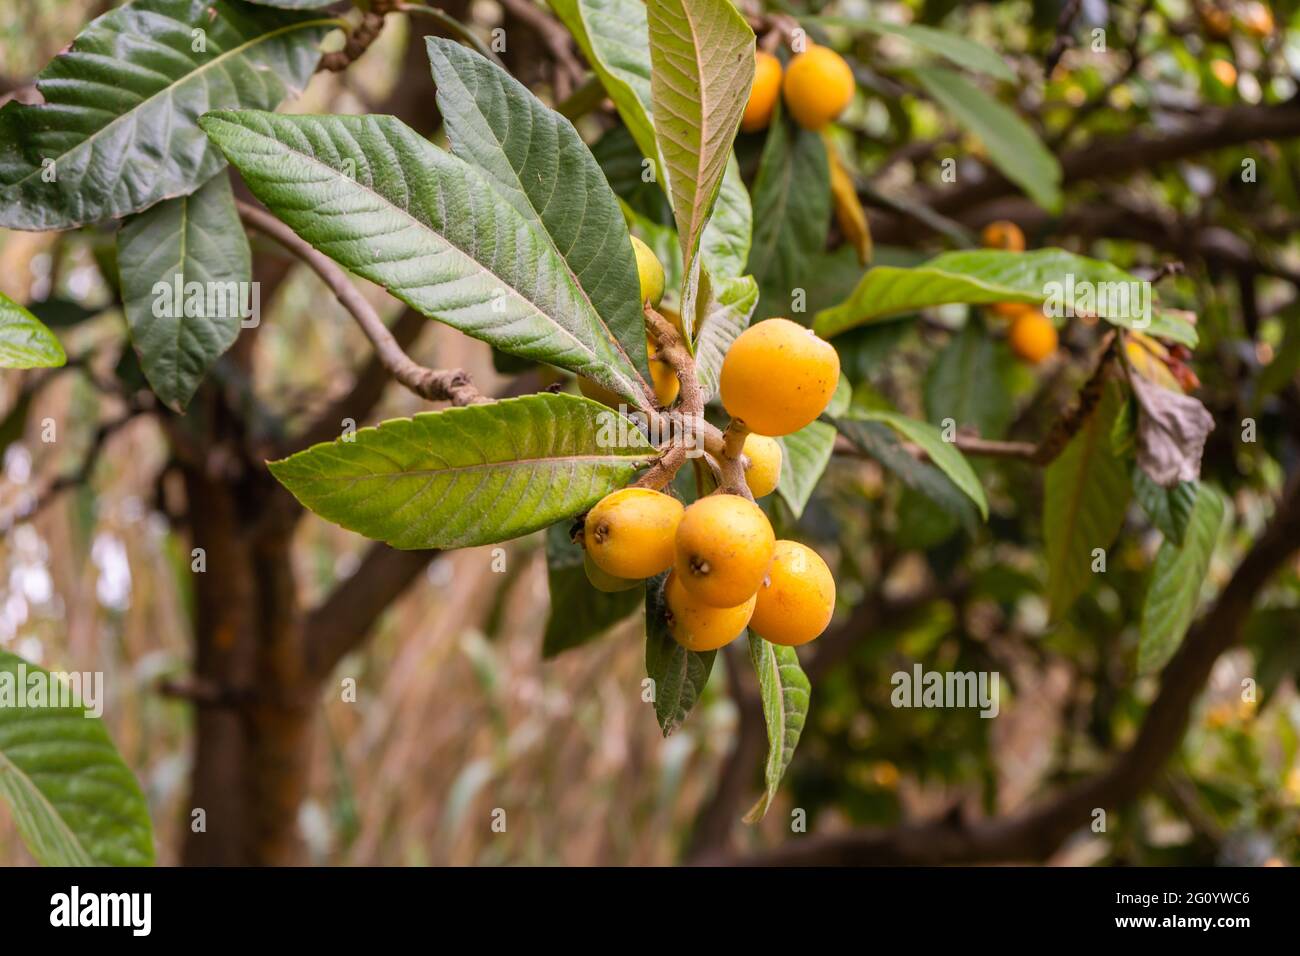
[236,201,487,407]
[717,418,753,499]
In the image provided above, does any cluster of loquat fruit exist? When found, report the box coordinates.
[577,243,841,653]
[980,220,1060,366]
[742,41,856,133]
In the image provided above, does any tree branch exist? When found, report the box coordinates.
[710,470,1300,865]
[236,201,487,407]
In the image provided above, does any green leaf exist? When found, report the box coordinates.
[1138,485,1226,674]
[644,573,716,734]
[542,523,643,657]
[244,0,336,7]
[647,0,754,337]
[694,273,758,400]
[200,110,649,404]
[701,156,753,279]
[743,632,810,823]
[747,111,831,321]
[0,650,154,866]
[911,66,1061,212]
[815,249,1197,347]
[0,292,66,369]
[830,416,977,530]
[117,171,251,411]
[852,409,987,519]
[549,0,660,171]
[860,20,1015,82]
[427,38,650,383]
[1043,382,1131,619]
[1133,469,1198,547]
[594,126,674,224]
[0,0,331,231]
[776,421,836,519]
[924,321,1015,439]
[268,393,655,550]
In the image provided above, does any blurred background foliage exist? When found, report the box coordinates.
[2,0,1300,866]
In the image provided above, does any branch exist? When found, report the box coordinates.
[236,201,487,407]
[712,470,1300,865]
[317,1,396,73]
[1044,0,1083,76]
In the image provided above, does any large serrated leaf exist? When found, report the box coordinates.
[427,38,650,384]
[853,409,988,519]
[269,393,655,550]
[776,421,836,519]
[0,292,66,369]
[1138,485,1226,674]
[912,66,1061,212]
[117,171,250,411]
[743,632,810,823]
[0,0,331,231]
[200,110,649,404]
[1133,469,1198,547]
[542,523,644,657]
[647,0,754,337]
[748,110,831,322]
[815,248,1197,347]
[644,573,716,734]
[0,650,154,866]
[1043,382,1132,619]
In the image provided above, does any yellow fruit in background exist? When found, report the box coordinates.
[742,433,783,499]
[1209,58,1238,88]
[649,352,680,407]
[1240,1,1274,37]
[743,50,783,133]
[665,571,756,651]
[1008,312,1059,364]
[675,494,774,607]
[749,540,836,646]
[988,301,1039,321]
[980,220,1026,251]
[585,487,683,579]
[782,44,855,130]
[720,318,840,436]
[631,235,665,307]
[584,549,639,592]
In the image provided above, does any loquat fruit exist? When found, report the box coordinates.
[749,540,835,646]
[585,487,683,579]
[980,220,1025,252]
[648,348,680,407]
[720,318,840,436]
[742,433,783,499]
[743,50,783,133]
[1008,311,1058,365]
[987,301,1039,321]
[665,570,756,651]
[631,235,665,307]
[1240,1,1274,37]
[1209,58,1238,88]
[675,493,775,607]
[584,549,640,592]
[782,44,855,131]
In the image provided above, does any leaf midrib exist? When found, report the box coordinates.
[0,746,93,865]
[5,16,340,195]
[283,450,650,484]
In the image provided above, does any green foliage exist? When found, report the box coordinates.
[0,0,331,230]
[0,651,154,866]
[777,421,837,518]
[269,394,655,550]
[744,633,810,823]
[0,291,65,369]
[911,66,1062,211]
[924,320,1017,438]
[1133,470,1199,547]
[1043,382,1132,619]
[542,524,643,657]
[1139,485,1227,674]
[117,171,250,410]
[854,408,988,519]
[644,574,716,735]
[200,109,649,404]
